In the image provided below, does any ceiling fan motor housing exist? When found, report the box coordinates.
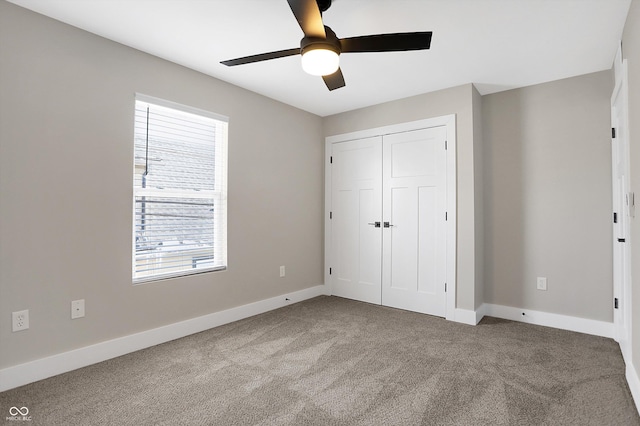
[317,0,332,13]
[300,25,341,56]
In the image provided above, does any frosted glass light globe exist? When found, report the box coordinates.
[301,48,340,76]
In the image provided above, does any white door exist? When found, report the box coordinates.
[381,127,448,316]
[330,136,382,304]
[611,66,631,351]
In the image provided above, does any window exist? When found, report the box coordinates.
[133,95,227,283]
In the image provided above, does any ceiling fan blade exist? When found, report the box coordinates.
[340,32,432,53]
[221,48,300,66]
[322,67,345,91]
[287,0,326,38]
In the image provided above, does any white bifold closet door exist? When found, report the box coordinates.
[381,127,447,316]
[331,136,383,305]
[330,126,447,317]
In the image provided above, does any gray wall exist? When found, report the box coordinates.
[622,0,640,380]
[482,70,614,321]
[0,2,324,369]
[323,84,481,312]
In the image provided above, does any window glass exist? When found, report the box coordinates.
[133,96,227,283]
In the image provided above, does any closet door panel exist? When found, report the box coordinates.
[382,127,447,316]
[330,137,382,304]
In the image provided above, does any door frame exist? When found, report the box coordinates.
[611,52,632,360]
[324,114,457,320]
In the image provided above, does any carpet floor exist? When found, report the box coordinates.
[1,295,638,425]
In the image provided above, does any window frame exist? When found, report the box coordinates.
[132,94,228,284]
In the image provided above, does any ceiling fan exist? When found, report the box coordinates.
[221,0,432,91]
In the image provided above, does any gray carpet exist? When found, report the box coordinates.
[1,295,638,425]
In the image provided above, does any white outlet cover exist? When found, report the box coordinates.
[537,277,547,291]
[12,309,29,332]
[71,299,85,319]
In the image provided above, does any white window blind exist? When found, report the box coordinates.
[133,95,227,283]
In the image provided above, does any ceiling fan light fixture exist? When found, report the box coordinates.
[301,45,340,76]
[221,1,433,91]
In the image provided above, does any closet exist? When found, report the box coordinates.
[324,116,456,317]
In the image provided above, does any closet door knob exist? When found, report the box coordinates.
[367,222,381,228]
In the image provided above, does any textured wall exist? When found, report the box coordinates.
[0,2,324,369]
[482,70,613,321]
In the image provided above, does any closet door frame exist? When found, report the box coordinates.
[324,114,457,321]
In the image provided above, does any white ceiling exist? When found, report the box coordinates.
[8,0,632,117]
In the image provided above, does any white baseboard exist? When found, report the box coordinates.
[479,303,614,338]
[0,285,326,392]
[475,303,488,324]
[453,308,480,325]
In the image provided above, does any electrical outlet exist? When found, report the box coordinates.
[280,266,285,277]
[537,277,547,291]
[71,299,85,319]
[12,310,29,332]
